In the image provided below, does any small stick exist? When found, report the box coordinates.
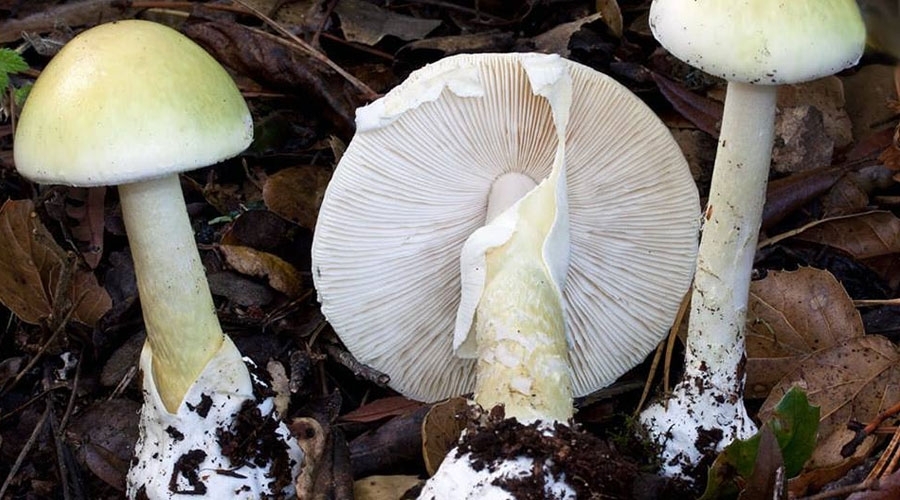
[0,403,51,498]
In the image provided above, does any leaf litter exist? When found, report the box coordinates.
[0,1,898,498]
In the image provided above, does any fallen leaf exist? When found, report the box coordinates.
[64,187,106,269]
[702,388,817,500]
[794,211,900,259]
[595,0,623,37]
[67,398,141,491]
[790,427,874,495]
[353,475,421,500]
[334,0,441,45]
[651,72,723,137]
[759,335,900,448]
[746,268,864,398]
[762,165,847,230]
[0,199,111,326]
[771,105,834,174]
[738,426,784,500]
[339,396,424,424]
[219,244,303,298]
[183,21,367,138]
[847,467,900,499]
[422,397,469,475]
[263,165,332,230]
[529,13,605,57]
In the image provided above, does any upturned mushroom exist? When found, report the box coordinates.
[13,20,302,498]
[312,52,699,494]
[639,0,866,478]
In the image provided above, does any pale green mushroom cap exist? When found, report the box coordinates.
[649,0,866,85]
[14,19,252,186]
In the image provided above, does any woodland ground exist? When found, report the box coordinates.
[1,1,899,499]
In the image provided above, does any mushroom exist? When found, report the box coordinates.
[312,53,699,415]
[639,0,866,478]
[13,20,302,498]
[313,53,697,495]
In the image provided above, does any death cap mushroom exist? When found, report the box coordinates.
[312,53,699,403]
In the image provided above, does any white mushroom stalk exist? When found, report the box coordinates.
[11,20,303,498]
[639,0,866,478]
[119,175,225,412]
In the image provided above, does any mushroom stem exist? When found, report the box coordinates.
[641,81,774,475]
[474,229,571,423]
[688,81,774,389]
[119,174,224,413]
[473,161,572,424]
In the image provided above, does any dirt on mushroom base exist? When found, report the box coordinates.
[426,405,695,499]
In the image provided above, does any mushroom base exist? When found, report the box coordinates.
[419,408,638,499]
[639,377,758,481]
[126,337,303,499]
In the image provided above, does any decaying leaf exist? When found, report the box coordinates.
[746,268,864,398]
[0,199,111,326]
[794,211,900,259]
[67,398,141,491]
[262,165,332,230]
[652,72,723,137]
[339,396,424,424]
[595,0,623,37]
[759,335,900,452]
[65,187,106,269]
[219,244,303,298]
[334,0,442,45]
[353,475,421,500]
[530,13,604,57]
[422,397,469,476]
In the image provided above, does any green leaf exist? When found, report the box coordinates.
[699,387,820,500]
[769,386,820,477]
[0,48,28,89]
[14,83,31,106]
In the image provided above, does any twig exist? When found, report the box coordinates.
[757,210,885,249]
[0,402,51,498]
[635,289,691,415]
[855,298,900,307]
[323,343,389,386]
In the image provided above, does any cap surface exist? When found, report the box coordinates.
[311,53,699,402]
[14,20,252,186]
[649,0,865,85]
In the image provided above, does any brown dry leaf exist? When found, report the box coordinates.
[847,467,900,499]
[0,199,111,326]
[595,0,623,37]
[353,475,421,500]
[262,165,332,230]
[334,0,441,45]
[759,335,900,448]
[794,211,900,259]
[339,396,424,424]
[219,244,303,298]
[745,268,864,399]
[789,427,873,495]
[65,187,106,269]
[530,13,604,57]
[68,398,141,491]
[422,397,469,476]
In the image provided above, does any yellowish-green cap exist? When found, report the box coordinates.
[649,0,866,85]
[14,19,252,186]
